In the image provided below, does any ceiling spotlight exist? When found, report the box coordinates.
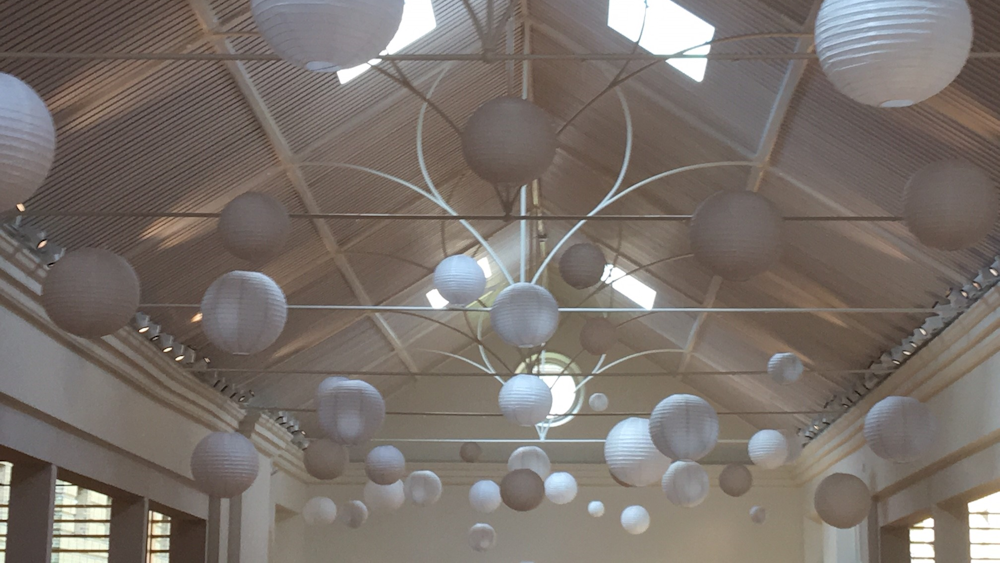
[15,203,25,213]
[889,346,905,365]
[133,313,151,333]
[191,312,203,323]
[191,358,210,371]
[157,334,175,353]
[38,243,64,267]
[174,345,196,365]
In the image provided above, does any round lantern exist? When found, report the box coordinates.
[201,271,287,355]
[814,473,871,529]
[604,417,672,487]
[689,191,783,281]
[768,352,804,385]
[365,445,405,485]
[468,523,497,552]
[559,243,606,289]
[190,432,259,498]
[302,497,337,526]
[218,192,290,261]
[316,376,348,397]
[719,464,753,497]
[490,283,559,347]
[251,0,404,72]
[0,73,56,211]
[621,506,650,535]
[500,469,545,512]
[404,470,442,507]
[649,394,719,461]
[748,429,790,470]
[580,317,617,355]
[610,470,634,488]
[589,392,609,412]
[783,429,804,464]
[588,500,605,517]
[544,472,578,505]
[814,0,973,108]
[750,506,767,524]
[863,396,936,463]
[662,460,710,508]
[469,480,502,513]
[363,480,405,513]
[303,438,348,480]
[460,441,482,463]
[462,97,556,186]
[903,160,997,250]
[41,249,140,339]
[434,255,487,306]
[318,379,386,445]
[340,500,368,529]
[508,446,551,479]
[499,374,553,426]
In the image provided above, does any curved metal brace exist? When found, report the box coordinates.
[415,348,492,373]
[386,310,513,373]
[572,253,694,309]
[371,65,461,135]
[594,348,685,374]
[575,354,607,392]
[343,250,434,274]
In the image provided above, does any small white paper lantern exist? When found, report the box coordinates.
[460,442,483,463]
[340,500,368,529]
[768,352,804,385]
[588,500,605,517]
[499,375,553,426]
[363,480,405,513]
[318,379,386,445]
[544,472,578,505]
[649,394,719,461]
[462,97,556,186]
[302,497,337,526]
[814,0,973,108]
[621,506,650,535]
[748,429,790,470]
[41,249,140,339]
[469,480,502,513]
[251,0,405,72]
[903,161,997,250]
[201,271,287,355]
[605,417,673,487]
[303,438,348,480]
[559,243,606,289]
[662,460,710,508]
[490,283,559,347]
[468,523,498,552]
[405,470,442,507]
[365,445,405,485]
[689,191,783,281]
[719,464,753,497]
[190,432,259,498]
[508,446,551,479]
[864,396,936,463]
[0,73,56,211]
[580,317,617,355]
[589,392,609,412]
[814,473,870,529]
[501,469,545,512]
[750,506,767,525]
[434,255,487,306]
[218,192,290,261]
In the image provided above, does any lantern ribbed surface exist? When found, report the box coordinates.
[604,417,672,487]
[580,317,618,355]
[303,439,348,480]
[903,160,997,250]
[750,506,767,524]
[507,446,551,479]
[589,392,609,412]
[588,500,605,517]
[490,283,559,348]
[434,255,487,306]
[0,73,56,211]
[719,464,753,497]
[460,441,482,463]
[559,243,606,289]
[544,472,578,505]
[462,97,556,186]
[218,192,291,261]
[316,376,348,397]
[768,352,804,385]
[41,248,140,339]
[190,432,259,498]
[318,379,385,445]
[689,191,783,281]
[662,460,710,508]
[340,500,368,529]
[201,271,287,355]
[404,470,442,506]
[469,480,502,513]
[468,523,497,552]
[748,429,790,470]
[500,469,545,512]
[251,0,404,72]
[303,497,337,526]
[863,396,936,463]
[365,445,406,485]
[815,0,973,108]
[620,506,650,535]
[498,374,553,426]
[649,394,719,461]
[363,480,405,513]
[814,473,870,529]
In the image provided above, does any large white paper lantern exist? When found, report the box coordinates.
[405,470,442,507]
[462,97,556,186]
[689,191,783,281]
[434,255,487,306]
[0,73,56,211]
[768,352,804,385]
[340,500,368,529]
[588,500,605,517]
[190,432,259,498]
[318,379,386,445]
[460,442,482,463]
[662,460,710,508]
[499,375,553,426]
[508,446,551,479]
[490,283,559,347]
[814,0,973,108]
[605,417,673,487]
[903,161,997,250]
[814,473,870,529]
[251,0,404,72]
[580,317,617,355]
[559,243,606,289]
[589,392,609,412]
[649,394,719,461]
[864,396,936,463]
[750,506,767,524]
[303,439,348,480]
[748,430,790,470]
[41,249,140,339]
[469,480,502,513]
[544,472,578,505]
[719,464,753,497]
[363,480,405,513]
[303,497,337,525]
[468,523,497,552]
[201,271,287,355]
[365,445,405,485]
[218,192,290,261]
[316,376,348,397]
[500,469,545,512]
[621,506,650,535]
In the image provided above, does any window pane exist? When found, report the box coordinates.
[52,480,111,563]
[971,491,1000,561]
[0,461,12,563]
[910,517,935,562]
[147,511,170,563]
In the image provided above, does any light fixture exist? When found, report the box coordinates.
[37,243,64,267]
[15,203,25,213]
[133,313,151,333]
[157,334,175,353]
[191,312,203,323]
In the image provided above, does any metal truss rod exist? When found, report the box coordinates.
[367,438,749,444]
[258,409,836,417]
[144,303,936,314]
[197,368,889,377]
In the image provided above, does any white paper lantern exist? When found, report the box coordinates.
[689,191,783,281]
[719,464,753,497]
[365,445,405,485]
[815,0,973,108]
[316,376,348,397]
[501,469,545,512]
[559,243,606,289]
[604,417,673,487]
[649,394,719,461]
[748,430,791,470]
[814,473,870,529]
[469,480,502,513]
[0,73,56,211]
[303,497,337,525]
[580,317,617,355]
[303,438,348,480]
[462,97,556,186]
[903,161,997,250]
[662,460,710,508]
[750,506,767,524]
[468,523,497,552]
[405,470,442,507]
[363,480,405,513]
[218,192,290,261]
[318,379,386,445]
[434,255,487,306]
[460,441,483,463]
[41,249,140,339]
[190,432,259,498]
[589,392,609,412]
[864,396,936,463]
[621,506,650,535]
[768,352,804,385]
[201,271,287,355]
[508,446,551,479]
[251,0,404,72]
[490,283,559,347]
[340,500,368,529]
[782,429,804,464]
[544,472,578,505]
[499,375,553,426]
[588,500,605,517]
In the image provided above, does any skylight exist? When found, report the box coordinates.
[607,0,716,82]
[602,264,657,309]
[337,0,437,84]
[425,258,493,308]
